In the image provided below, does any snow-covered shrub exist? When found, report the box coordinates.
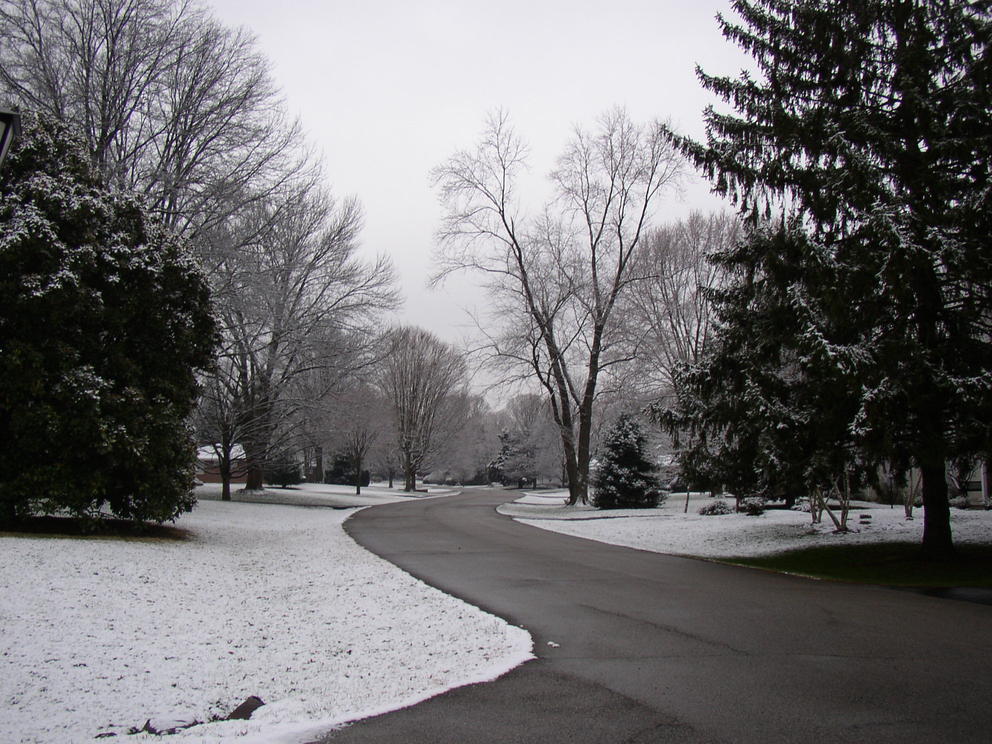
[948,496,970,509]
[0,114,215,525]
[739,497,766,516]
[698,499,732,516]
[791,497,811,512]
[591,414,664,509]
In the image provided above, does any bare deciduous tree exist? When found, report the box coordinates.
[321,384,389,495]
[202,179,398,491]
[432,108,683,504]
[379,327,467,492]
[625,211,738,397]
[0,0,303,239]
[195,353,248,501]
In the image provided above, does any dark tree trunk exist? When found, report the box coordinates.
[216,441,233,501]
[983,459,990,510]
[244,463,264,491]
[402,450,417,492]
[220,456,232,502]
[574,413,593,505]
[387,467,394,489]
[920,460,954,559]
[355,454,363,495]
[564,453,582,505]
[2,500,18,527]
[570,325,605,506]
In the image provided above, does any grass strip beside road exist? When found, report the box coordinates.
[720,542,992,588]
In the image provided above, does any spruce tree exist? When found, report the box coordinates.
[670,0,992,557]
[592,415,663,509]
[0,114,215,525]
[662,222,861,506]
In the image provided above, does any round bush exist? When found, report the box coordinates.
[698,499,733,516]
[739,497,767,516]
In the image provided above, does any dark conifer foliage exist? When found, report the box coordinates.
[0,114,215,525]
[662,0,992,556]
[592,415,663,509]
[662,222,861,505]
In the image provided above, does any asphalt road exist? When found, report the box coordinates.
[318,488,992,743]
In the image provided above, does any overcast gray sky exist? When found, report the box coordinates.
[207,0,749,345]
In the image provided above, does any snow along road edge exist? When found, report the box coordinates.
[268,505,536,744]
[1,498,534,744]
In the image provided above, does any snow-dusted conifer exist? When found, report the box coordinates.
[663,0,992,557]
[660,223,861,507]
[591,415,663,509]
[0,114,215,525]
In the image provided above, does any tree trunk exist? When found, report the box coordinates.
[355,454,362,495]
[563,452,582,505]
[217,442,233,501]
[2,500,18,527]
[244,462,264,491]
[404,470,416,492]
[983,459,990,510]
[219,457,232,502]
[553,392,583,505]
[217,450,231,501]
[920,460,954,559]
[387,467,394,489]
[570,327,605,506]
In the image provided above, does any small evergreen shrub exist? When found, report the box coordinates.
[323,453,369,487]
[267,455,302,488]
[698,499,732,516]
[791,497,811,512]
[739,497,766,516]
[591,414,663,509]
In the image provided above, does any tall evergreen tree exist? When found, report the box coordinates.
[668,0,992,556]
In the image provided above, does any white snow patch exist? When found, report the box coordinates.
[1,499,532,744]
[195,481,455,509]
[507,491,992,558]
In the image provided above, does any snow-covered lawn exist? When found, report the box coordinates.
[194,480,447,509]
[503,489,992,558]
[1,494,532,744]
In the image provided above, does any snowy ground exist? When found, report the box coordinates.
[1,485,532,744]
[194,480,444,508]
[502,489,992,558]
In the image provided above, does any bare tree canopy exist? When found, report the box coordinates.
[432,107,684,504]
[201,180,399,493]
[0,0,303,238]
[379,326,467,492]
[626,211,738,396]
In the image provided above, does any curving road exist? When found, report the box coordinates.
[319,488,992,743]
